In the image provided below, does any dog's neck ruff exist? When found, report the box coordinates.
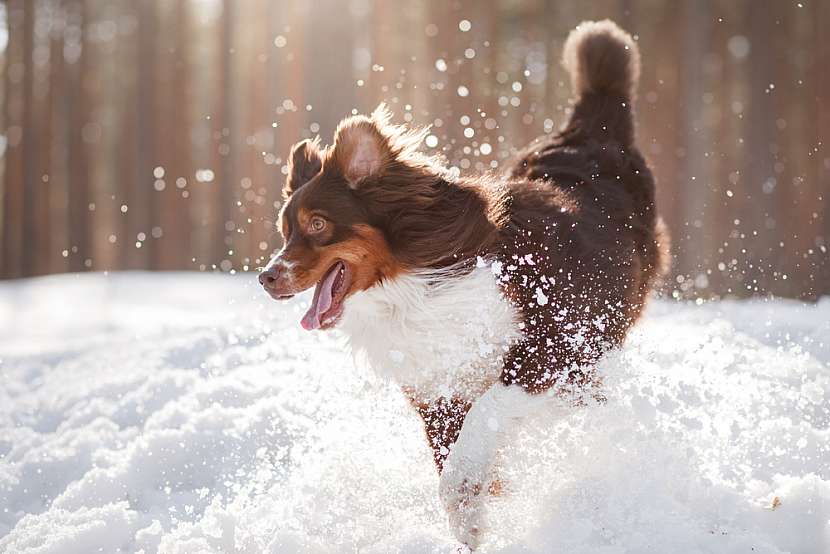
[338,264,521,402]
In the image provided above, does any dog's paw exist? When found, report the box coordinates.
[439,468,487,549]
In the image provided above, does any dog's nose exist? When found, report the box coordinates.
[259,266,280,287]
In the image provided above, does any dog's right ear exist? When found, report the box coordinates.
[283,137,323,199]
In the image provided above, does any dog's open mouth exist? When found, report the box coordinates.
[300,261,351,331]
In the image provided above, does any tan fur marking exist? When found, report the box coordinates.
[333,224,403,291]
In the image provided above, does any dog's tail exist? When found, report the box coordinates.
[562,20,640,146]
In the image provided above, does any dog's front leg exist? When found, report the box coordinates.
[438,382,539,549]
[412,396,472,473]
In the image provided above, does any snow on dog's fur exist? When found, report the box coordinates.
[260,19,669,549]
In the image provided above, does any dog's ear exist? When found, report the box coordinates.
[331,104,394,188]
[283,137,323,199]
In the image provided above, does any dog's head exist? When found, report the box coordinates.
[259,105,436,330]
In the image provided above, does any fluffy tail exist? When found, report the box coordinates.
[562,20,640,145]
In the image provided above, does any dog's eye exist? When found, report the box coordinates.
[308,216,326,233]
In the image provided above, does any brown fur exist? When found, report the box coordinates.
[263,20,669,475]
[407,394,471,472]
[284,137,323,200]
[562,19,641,101]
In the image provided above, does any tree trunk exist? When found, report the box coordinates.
[65,0,91,273]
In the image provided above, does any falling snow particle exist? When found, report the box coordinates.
[727,35,750,59]
[195,169,215,183]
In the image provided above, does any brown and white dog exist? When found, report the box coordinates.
[259,20,668,549]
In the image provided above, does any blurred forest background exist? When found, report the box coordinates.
[0,0,828,299]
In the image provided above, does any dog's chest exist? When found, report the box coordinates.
[338,267,521,402]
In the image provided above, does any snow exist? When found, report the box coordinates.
[1,272,828,553]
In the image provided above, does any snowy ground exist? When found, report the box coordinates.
[0,272,828,554]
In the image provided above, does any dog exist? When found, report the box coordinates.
[259,20,668,549]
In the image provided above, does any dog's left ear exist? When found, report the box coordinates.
[283,137,323,199]
[331,104,394,188]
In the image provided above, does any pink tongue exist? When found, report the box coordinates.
[300,263,341,330]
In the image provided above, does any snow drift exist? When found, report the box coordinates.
[1,272,828,553]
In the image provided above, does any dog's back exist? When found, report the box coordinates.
[495,21,669,392]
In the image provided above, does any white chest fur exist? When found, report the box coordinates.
[338,266,522,402]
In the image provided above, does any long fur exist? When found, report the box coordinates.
[562,19,641,101]
[339,265,521,403]
[263,20,669,549]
